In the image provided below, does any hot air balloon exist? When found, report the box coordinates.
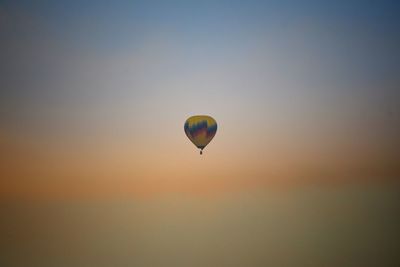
[184,115,217,155]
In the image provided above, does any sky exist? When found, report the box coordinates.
[0,1,400,265]
[1,0,399,199]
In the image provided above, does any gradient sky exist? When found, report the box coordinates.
[1,2,400,267]
[1,0,400,199]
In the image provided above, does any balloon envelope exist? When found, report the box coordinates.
[184,115,217,152]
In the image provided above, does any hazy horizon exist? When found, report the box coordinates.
[1,1,399,266]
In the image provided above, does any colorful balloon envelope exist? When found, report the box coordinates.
[184,115,217,155]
